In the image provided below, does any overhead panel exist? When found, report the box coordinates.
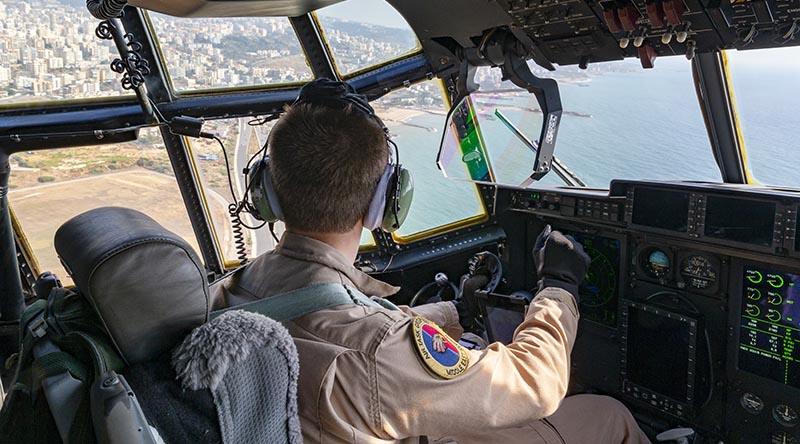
[498,0,800,67]
[387,0,800,70]
[504,0,628,66]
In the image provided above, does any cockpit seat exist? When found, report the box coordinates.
[50,207,301,444]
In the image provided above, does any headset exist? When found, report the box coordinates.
[245,79,414,233]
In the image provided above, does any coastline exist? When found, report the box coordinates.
[374,106,447,133]
[375,106,426,122]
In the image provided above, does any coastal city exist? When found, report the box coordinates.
[0,0,423,102]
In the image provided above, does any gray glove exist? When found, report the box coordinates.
[532,225,591,302]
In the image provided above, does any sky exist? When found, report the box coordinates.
[316,0,411,29]
[725,45,800,68]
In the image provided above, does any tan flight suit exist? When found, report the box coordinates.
[210,233,650,444]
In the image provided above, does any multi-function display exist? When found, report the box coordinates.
[704,196,776,247]
[631,188,689,232]
[566,232,620,327]
[625,303,695,403]
[738,266,800,389]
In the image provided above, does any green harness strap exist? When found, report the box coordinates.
[211,282,398,322]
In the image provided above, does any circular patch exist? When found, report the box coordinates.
[411,316,470,379]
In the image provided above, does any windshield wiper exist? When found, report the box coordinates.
[494,109,586,187]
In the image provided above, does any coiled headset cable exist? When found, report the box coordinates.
[210,134,250,266]
[166,114,282,265]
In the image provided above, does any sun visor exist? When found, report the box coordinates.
[54,207,209,365]
[127,0,345,17]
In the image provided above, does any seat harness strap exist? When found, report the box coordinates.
[210,282,394,322]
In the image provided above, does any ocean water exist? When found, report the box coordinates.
[390,58,799,235]
[728,65,800,189]
[391,113,484,236]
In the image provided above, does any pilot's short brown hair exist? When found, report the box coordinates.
[269,102,389,233]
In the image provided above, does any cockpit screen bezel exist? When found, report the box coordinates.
[629,187,690,234]
[620,300,700,419]
[704,195,777,248]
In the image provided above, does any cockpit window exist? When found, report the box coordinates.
[314,0,420,76]
[147,13,313,92]
[725,47,800,189]
[472,58,721,188]
[0,0,131,108]
[372,80,487,240]
[9,128,199,285]
[184,118,265,264]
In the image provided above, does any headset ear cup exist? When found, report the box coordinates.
[248,158,282,223]
[363,165,393,231]
[381,167,413,232]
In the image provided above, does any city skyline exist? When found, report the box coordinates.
[0,0,420,103]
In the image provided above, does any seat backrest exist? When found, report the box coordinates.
[171,310,302,444]
[54,207,302,443]
[55,206,210,365]
[54,207,211,443]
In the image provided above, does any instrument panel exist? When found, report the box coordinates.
[502,180,800,443]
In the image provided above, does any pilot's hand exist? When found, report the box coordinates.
[452,273,488,332]
[533,225,590,302]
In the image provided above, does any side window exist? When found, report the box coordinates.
[373,81,487,240]
[148,14,313,92]
[186,118,274,264]
[9,128,199,285]
[314,0,420,76]
[0,0,130,108]
[725,48,800,187]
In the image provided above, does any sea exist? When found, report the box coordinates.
[390,56,800,236]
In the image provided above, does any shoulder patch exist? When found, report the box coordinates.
[411,316,470,379]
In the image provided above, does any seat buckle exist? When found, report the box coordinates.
[28,314,47,338]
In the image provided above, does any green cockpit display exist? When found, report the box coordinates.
[565,231,621,327]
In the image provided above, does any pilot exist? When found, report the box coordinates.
[211,79,650,444]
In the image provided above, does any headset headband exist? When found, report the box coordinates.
[292,78,376,119]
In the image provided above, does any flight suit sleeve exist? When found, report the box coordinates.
[208,277,229,311]
[375,287,579,439]
[398,301,463,340]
